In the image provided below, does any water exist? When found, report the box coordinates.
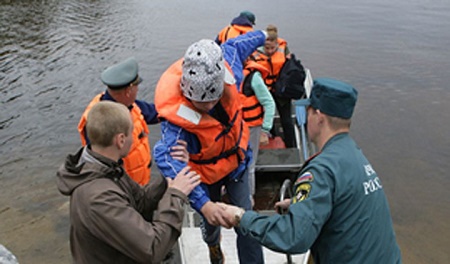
[1,0,449,263]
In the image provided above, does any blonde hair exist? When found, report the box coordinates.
[86,101,132,147]
[266,24,278,41]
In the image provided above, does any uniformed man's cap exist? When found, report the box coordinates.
[101,57,142,89]
[299,78,358,119]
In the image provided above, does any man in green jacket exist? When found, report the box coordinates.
[221,78,402,263]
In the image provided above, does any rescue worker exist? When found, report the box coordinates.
[78,57,175,185]
[252,24,297,148]
[153,31,267,264]
[57,101,201,263]
[240,59,275,205]
[220,78,402,263]
[215,10,256,45]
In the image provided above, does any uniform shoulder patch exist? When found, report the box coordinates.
[294,183,311,203]
[295,171,314,185]
[293,171,314,203]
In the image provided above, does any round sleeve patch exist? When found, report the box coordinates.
[293,171,314,203]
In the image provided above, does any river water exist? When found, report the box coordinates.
[1,0,449,263]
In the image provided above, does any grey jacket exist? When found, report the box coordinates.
[57,146,188,264]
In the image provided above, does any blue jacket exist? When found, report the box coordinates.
[154,31,266,212]
[240,133,402,264]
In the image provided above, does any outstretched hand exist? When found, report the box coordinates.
[170,140,190,163]
[166,166,201,196]
[200,201,236,228]
[216,202,245,229]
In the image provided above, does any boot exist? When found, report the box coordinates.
[208,243,224,264]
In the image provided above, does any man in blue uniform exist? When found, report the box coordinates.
[221,78,402,263]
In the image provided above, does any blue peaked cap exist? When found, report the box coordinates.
[299,78,358,119]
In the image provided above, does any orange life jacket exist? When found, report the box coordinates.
[217,24,253,44]
[239,61,270,127]
[78,94,152,185]
[154,59,249,185]
[252,38,288,91]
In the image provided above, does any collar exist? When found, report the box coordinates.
[322,132,349,150]
[85,145,123,168]
[103,90,134,110]
[84,146,125,181]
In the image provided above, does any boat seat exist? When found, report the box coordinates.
[255,122,304,173]
[255,147,302,172]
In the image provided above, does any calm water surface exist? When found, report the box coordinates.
[1,0,449,263]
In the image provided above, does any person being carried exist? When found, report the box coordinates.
[215,10,256,45]
[220,78,402,263]
[78,57,167,186]
[57,101,201,263]
[252,24,297,148]
[153,31,267,264]
[239,59,275,205]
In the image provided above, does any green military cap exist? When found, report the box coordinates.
[298,78,358,119]
[101,57,142,89]
[240,10,256,25]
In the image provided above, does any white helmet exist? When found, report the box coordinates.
[181,39,234,102]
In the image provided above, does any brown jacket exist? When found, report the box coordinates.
[56,146,188,264]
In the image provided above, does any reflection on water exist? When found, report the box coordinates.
[1,0,450,263]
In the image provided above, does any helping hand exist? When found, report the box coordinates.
[170,140,189,163]
[216,202,245,229]
[200,202,235,228]
[166,166,201,196]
